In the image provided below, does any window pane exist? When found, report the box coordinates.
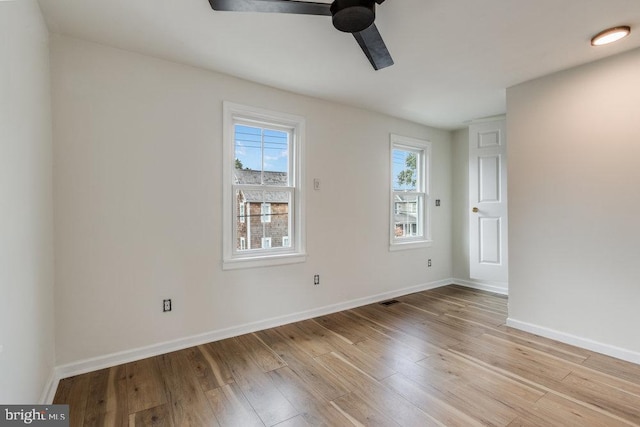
[236,189,291,251]
[393,194,423,238]
[234,124,289,186]
[234,125,262,171]
[392,149,418,191]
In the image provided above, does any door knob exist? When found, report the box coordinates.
[472,207,479,213]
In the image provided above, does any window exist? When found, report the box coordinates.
[390,134,431,250]
[261,203,271,223]
[239,203,246,223]
[223,102,306,269]
[261,237,272,249]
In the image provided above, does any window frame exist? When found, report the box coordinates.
[222,102,306,269]
[389,134,432,251]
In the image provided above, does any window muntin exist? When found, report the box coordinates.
[390,135,431,249]
[223,102,305,269]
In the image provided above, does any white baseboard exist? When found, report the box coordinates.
[506,318,640,365]
[48,278,452,399]
[39,370,59,405]
[451,278,508,295]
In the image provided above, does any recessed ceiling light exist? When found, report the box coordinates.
[591,26,631,46]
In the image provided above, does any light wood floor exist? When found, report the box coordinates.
[54,285,640,426]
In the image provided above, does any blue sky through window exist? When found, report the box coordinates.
[234,124,289,172]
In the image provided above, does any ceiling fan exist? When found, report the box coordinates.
[208,0,394,70]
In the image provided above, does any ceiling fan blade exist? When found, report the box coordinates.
[209,0,331,16]
[352,24,394,70]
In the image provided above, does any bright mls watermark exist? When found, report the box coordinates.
[1,406,68,426]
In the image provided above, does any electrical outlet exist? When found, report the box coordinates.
[435,199,441,207]
[313,274,320,285]
[428,259,432,267]
[163,299,172,312]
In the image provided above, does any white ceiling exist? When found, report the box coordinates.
[38,0,640,129]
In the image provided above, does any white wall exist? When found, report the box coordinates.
[508,47,640,360]
[51,35,453,366]
[0,0,55,403]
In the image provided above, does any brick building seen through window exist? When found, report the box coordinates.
[235,169,290,250]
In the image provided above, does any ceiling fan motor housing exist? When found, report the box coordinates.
[330,0,375,33]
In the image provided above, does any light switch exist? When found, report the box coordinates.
[314,178,320,190]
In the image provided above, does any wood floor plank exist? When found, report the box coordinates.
[278,320,336,358]
[353,336,426,375]
[313,311,374,344]
[52,376,74,405]
[102,366,129,427]
[556,372,640,424]
[397,292,466,315]
[52,285,640,427]
[444,306,506,328]
[237,333,288,373]
[83,367,129,427]
[495,324,593,359]
[316,352,441,427]
[157,350,220,426]
[582,352,640,384]
[128,404,172,427]
[271,415,312,427]
[406,374,522,426]
[571,363,640,397]
[383,373,483,427]
[418,350,546,401]
[185,344,234,392]
[450,333,574,387]
[255,327,351,401]
[268,367,353,426]
[126,357,167,414]
[205,383,265,427]
[308,321,397,381]
[273,315,398,382]
[344,312,442,357]
[383,301,440,324]
[430,286,508,313]
[353,304,462,348]
[53,374,90,426]
[83,368,110,426]
[508,392,633,427]
[330,392,402,427]
[216,336,299,426]
[485,327,590,364]
[199,341,237,387]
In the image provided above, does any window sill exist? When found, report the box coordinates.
[389,240,433,251]
[222,252,307,270]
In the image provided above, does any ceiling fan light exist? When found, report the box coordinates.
[330,0,375,33]
[591,26,631,46]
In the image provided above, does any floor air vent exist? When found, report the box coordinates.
[380,299,400,306]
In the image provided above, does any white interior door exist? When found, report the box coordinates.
[469,119,508,286]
